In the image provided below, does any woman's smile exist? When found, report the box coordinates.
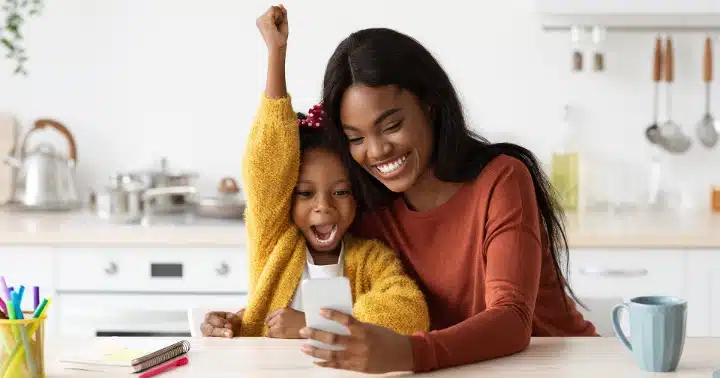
[371,152,409,178]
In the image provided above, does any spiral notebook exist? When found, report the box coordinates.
[57,338,191,373]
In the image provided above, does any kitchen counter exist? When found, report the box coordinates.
[0,207,246,247]
[42,337,720,377]
[1,207,720,248]
[564,211,720,248]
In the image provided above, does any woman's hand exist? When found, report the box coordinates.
[200,309,245,338]
[256,4,288,50]
[265,307,306,339]
[299,309,415,374]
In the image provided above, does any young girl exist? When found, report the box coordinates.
[203,5,429,339]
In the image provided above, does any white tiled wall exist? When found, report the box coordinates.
[0,0,717,205]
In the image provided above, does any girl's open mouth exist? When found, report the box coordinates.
[310,224,337,244]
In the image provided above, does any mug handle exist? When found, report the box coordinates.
[611,303,632,351]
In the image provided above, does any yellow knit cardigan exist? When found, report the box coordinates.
[238,94,430,337]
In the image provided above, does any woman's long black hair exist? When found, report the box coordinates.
[321,27,583,311]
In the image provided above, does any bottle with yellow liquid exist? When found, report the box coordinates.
[550,106,580,212]
[551,152,579,211]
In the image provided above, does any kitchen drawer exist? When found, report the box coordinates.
[567,248,686,299]
[53,248,248,293]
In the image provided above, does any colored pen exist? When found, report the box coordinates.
[0,277,9,303]
[33,286,39,309]
[138,355,189,378]
[0,296,6,314]
[11,292,22,318]
[32,298,48,318]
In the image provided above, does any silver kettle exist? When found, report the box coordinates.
[4,118,80,210]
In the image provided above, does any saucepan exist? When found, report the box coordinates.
[192,177,245,220]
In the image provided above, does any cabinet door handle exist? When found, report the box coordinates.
[579,267,648,277]
[104,262,118,275]
[215,262,230,276]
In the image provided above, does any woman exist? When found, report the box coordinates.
[202,9,596,375]
[295,26,598,373]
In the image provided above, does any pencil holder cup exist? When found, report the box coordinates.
[0,313,46,378]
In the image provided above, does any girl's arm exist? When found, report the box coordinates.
[242,8,299,290]
[350,240,430,336]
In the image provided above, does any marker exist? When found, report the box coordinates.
[0,277,9,302]
[33,287,39,309]
[16,286,25,307]
[32,298,48,319]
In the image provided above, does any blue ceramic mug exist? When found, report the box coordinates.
[611,296,687,372]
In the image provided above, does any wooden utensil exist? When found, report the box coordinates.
[696,36,718,148]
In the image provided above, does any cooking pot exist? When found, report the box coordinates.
[121,157,198,214]
[140,185,197,226]
[88,174,146,223]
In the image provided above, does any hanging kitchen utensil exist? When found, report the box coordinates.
[571,25,583,72]
[0,114,18,205]
[4,118,81,210]
[696,36,719,148]
[591,25,606,72]
[658,36,692,154]
[193,177,245,220]
[646,36,665,146]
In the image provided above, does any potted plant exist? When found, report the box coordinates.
[1,0,43,75]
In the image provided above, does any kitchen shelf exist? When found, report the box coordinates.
[541,14,720,33]
[537,1,720,33]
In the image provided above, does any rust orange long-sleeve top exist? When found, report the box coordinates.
[353,154,597,372]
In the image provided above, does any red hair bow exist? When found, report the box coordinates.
[298,104,325,128]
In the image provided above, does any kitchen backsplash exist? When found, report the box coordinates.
[0,0,717,206]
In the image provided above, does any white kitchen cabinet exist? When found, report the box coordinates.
[567,248,687,336]
[50,247,249,338]
[686,250,720,338]
[55,292,248,337]
[0,245,249,339]
[0,247,55,308]
[53,247,248,293]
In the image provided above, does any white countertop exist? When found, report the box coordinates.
[41,337,720,377]
[1,207,720,248]
[0,207,246,247]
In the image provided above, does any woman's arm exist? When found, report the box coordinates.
[242,6,299,290]
[409,161,542,372]
[349,239,430,336]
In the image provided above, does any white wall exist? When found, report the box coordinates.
[0,0,716,209]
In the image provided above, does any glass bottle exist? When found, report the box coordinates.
[551,105,580,212]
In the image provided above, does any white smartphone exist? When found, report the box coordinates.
[301,276,353,351]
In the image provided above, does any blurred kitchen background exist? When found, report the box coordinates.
[2,0,720,217]
[5,0,720,341]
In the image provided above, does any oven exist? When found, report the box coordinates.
[52,248,248,338]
